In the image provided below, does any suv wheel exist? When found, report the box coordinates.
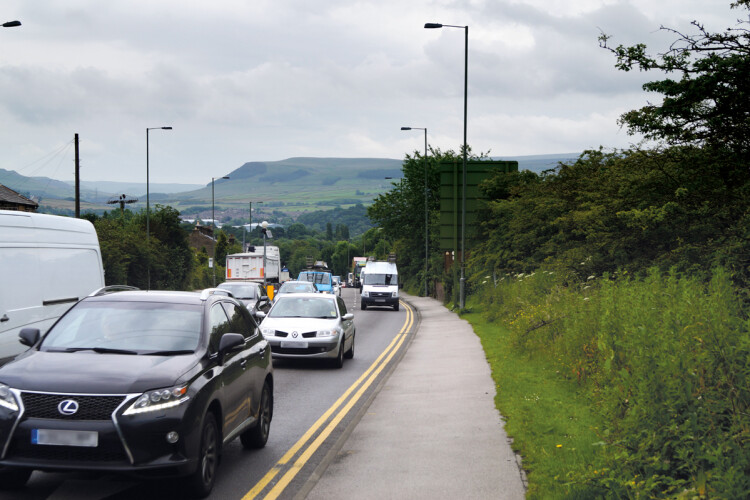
[0,467,31,490]
[241,381,272,449]
[186,412,219,498]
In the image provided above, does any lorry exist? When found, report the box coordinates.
[351,257,367,288]
[0,210,105,366]
[226,245,282,283]
[360,260,399,311]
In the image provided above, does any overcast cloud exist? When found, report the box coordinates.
[0,0,739,184]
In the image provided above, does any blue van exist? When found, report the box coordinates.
[297,270,334,294]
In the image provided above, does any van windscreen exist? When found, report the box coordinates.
[363,273,397,286]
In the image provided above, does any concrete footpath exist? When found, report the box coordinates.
[303,293,527,499]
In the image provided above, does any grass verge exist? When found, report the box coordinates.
[464,307,605,499]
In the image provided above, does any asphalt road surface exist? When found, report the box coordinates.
[0,287,414,500]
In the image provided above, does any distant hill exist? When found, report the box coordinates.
[499,153,581,173]
[1,155,579,218]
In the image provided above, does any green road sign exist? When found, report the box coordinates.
[439,160,518,253]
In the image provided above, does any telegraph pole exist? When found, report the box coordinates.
[74,134,80,218]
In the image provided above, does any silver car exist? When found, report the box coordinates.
[258,293,355,368]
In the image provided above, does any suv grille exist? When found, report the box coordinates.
[21,393,126,421]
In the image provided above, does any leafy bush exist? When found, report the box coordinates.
[474,268,750,497]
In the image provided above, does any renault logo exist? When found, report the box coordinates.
[58,399,79,416]
[292,331,298,338]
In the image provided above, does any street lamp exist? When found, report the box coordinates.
[145,126,172,290]
[2,20,21,28]
[401,126,429,297]
[245,200,263,251]
[425,21,468,309]
[211,175,230,286]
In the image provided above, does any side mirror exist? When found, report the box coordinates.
[342,313,354,321]
[254,310,267,320]
[218,333,244,357]
[19,328,41,347]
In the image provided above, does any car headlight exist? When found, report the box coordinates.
[317,329,338,338]
[123,385,188,416]
[392,291,399,298]
[0,384,19,412]
[361,291,369,298]
[261,327,275,337]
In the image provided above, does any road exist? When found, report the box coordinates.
[0,287,413,500]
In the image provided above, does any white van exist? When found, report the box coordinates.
[360,260,399,311]
[0,210,105,365]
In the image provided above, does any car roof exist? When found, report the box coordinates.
[275,292,334,300]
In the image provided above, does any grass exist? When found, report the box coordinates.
[458,267,750,498]
[464,308,606,499]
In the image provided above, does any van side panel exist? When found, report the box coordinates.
[0,211,105,365]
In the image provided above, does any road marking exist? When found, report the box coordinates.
[243,301,414,500]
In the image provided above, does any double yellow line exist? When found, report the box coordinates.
[244,301,415,500]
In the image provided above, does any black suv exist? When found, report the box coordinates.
[0,287,273,498]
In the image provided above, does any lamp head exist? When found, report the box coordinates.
[2,21,21,27]
[424,23,442,29]
[400,127,412,130]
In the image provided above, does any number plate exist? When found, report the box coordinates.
[32,429,98,447]
[375,299,386,302]
[280,341,308,348]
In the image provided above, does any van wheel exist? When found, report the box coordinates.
[394,302,400,311]
[360,301,367,310]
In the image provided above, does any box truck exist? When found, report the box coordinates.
[0,210,105,365]
[225,245,281,283]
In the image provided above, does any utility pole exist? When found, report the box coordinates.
[74,134,80,218]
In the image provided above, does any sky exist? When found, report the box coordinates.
[0,1,740,185]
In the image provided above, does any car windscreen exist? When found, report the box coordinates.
[279,283,314,293]
[217,283,257,299]
[269,297,337,319]
[41,301,203,354]
[363,273,398,286]
[298,272,331,285]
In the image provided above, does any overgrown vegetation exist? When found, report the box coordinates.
[469,269,749,498]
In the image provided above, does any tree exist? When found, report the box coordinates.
[599,1,750,161]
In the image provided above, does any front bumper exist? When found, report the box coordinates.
[266,337,339,359]
[0,391,200,477]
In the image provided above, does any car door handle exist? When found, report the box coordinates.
[241,359,248,368]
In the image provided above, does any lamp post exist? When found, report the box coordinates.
[401,126,429,297]
[2,20,21,28]
[425,22,468,309]
[145,126,172,290]
[211,175,230,286]
[245,201,263,251]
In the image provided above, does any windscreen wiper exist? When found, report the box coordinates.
[143,350,195,356]
[59,347,139,355]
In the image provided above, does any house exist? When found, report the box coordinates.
[0,184,38,212]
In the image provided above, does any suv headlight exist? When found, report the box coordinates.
[0,384,19,412]
[124,385,188,415]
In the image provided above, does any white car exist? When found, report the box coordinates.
[258,293,355,368]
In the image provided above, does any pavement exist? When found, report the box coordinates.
[302,293,527,499]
